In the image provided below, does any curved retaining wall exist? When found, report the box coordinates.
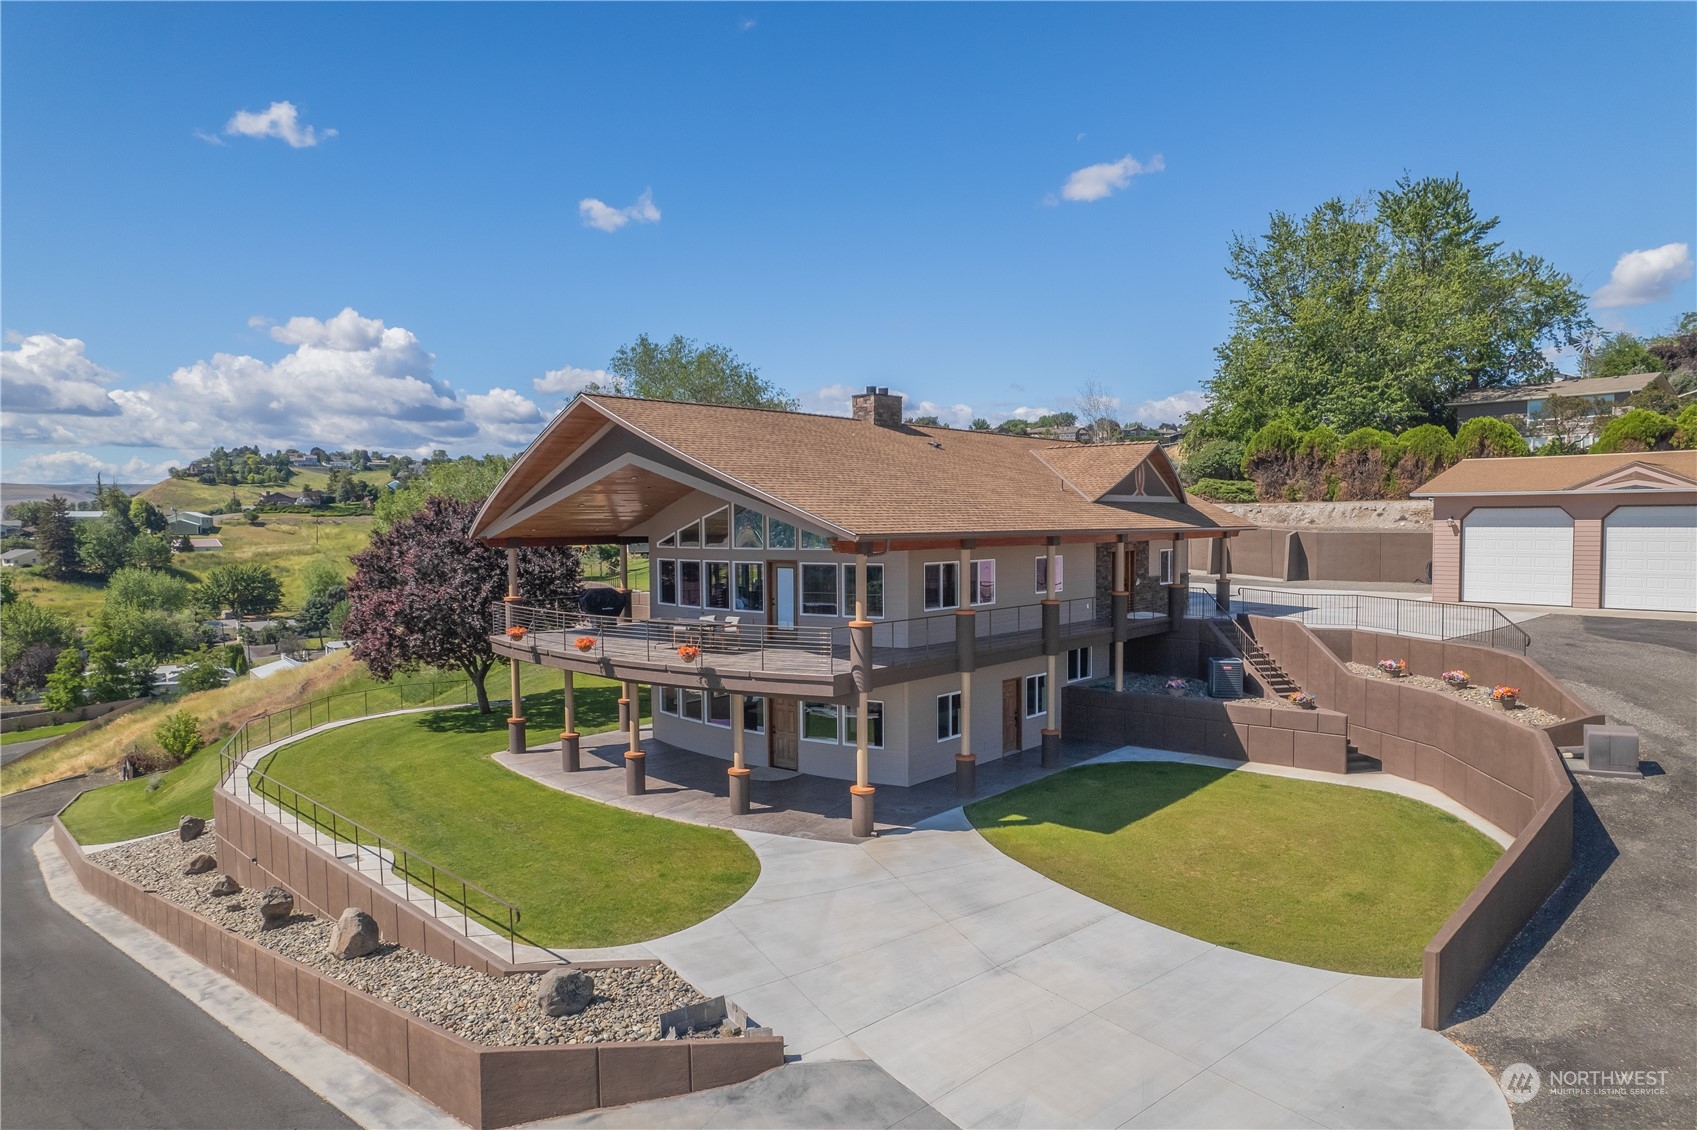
[52,818,784,1128]
[1245,616,1585,1028]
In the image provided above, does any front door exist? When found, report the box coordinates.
[769,561,798,629]
[769,699,799,770]
[1002,678,1022,753]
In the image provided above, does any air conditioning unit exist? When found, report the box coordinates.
[1208,658,1244,699]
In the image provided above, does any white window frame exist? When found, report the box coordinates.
[1067,646,1092,682]
[678,560,702,608]
[704,560,732,610]
[801,563,841,617]
[769,517,798,550]
[676,520,701,549]
[970,559,996,606]
[1025,673,1047,718]
[936,691,962,742]
[702,507,731,549]
[680,688,704,722]
[800,529,833,550]
[743,695,766,734]
[801,700,841,743]
[1035,554,1064,594]
[735,562,765,613]
[924,561,960,611]
[657,559,677,605]
[707,689,732,728]
[656,531,677,549]
[841,562,886,619]
[733,506,765,549]
[659,686,680,715]
[843,700,885,749]
[1159,548,1177,585]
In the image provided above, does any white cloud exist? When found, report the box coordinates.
[1,333,124,417]
[911,400,975,427]
[3,308,550,457]
[223,101,336,148]
[579,189,662,233]
[1125,390,1207,427]
[533,365,610,397]
[8,450,176,484]
[738,17,758,31]
[1592,242,1693,308]
[1056,153,1165,203]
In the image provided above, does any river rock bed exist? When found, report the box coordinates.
[89,826,713,1047]
[1345,663,1564,728]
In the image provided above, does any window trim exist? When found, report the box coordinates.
[841,562,885,620]
[924,560,961,611]
[707,689,732,728]
[1025,672,1047,718]
[676,520,701,549]
[801,700,841,743]
[678,559,702,608]
[705,560,731,610]
[1159,548,1177,585]
[702,506,731,549]
[657,558,677,605]
[970,559,996,606]
[733,506,765,549]
[801,562,841,617]
[843,700,885,749]
[658,686,680,715]
[656,532,677,549]
[1067,646,1093,682]
[680,688,704,722]
[743,695,765,735]
[800,529,833,551]
[734,561,765,612]
[768,518,798,550]
[936,691,962,742]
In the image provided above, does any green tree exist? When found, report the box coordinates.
[995,418,1032,436]
[125,532,175,571]
[1,598,77,668]
[1455,417,1531,459]
[33,497,79,579]
[1671,404,1697,450]
[373,454,513,532]
[153,710,203,759]
[1197,175,1591,439]
[591,333,799,410]
[1033,411,1078,429]
[969,418,991,431]
[299,556,346,602]
[106,568,192,613]
[905,415,945,427]
[41,646,85,711]
[1335,428,1401,500]
[1582,332,1667,379]
[1391,424,1457,495]
[1592,409,1676,454]
[77,517,135,577]
[203,563,284,619]
[0,571,15,607]
[175,650,229,694]
[1625,383,1681,417]
[1179,439,1247,484]
[1242,420,1301,499]
[1529,395,1601,452]
[128,497,168,534]
[84,642,148,702]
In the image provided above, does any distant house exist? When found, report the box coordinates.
[1449,371,1676,449]
[327,459,355,470]
[294,489,326,506]
[188,537,223,551]
[65,510,106,522]
[289,455,322,468]
[0,518,22,536]
[254,491,296,507]
[169,511,216,536]
[0,548,40,567]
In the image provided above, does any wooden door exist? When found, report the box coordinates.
[1002,678,1022,753]
[769,698,799,770]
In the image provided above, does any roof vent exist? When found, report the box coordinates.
[851,387,904,428]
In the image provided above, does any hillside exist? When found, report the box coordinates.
[139,466,394,511]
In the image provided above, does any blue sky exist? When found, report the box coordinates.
[4,1,1694,482]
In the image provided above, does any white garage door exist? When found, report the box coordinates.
[1462,508,1574,606]
[1604,506,1697,613]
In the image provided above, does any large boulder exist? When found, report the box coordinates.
[178,816,207,842]
[183,853,217,875]
[535,967,595,1017]
[209,874,240,897]
[258,886,294,930]
[327,908,380,959]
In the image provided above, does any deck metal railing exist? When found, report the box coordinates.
[858,596,1114,666]
[501,604,836,673]
[214,679,523,959]
[1232,586,1531,654]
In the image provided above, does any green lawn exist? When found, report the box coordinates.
[250,679,755,948]
[61,742,223,846]
[966,762,1502,977]
[0,720,86,747]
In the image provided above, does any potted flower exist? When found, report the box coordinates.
[505,625,527,641]
[573,636,596,653]
[1377,658,1409,678]
[1288,691,1316,709]
[1164,677,1189,698]
[1492,685,1520,709]
[678,644,701,663]
[1441,669,1470,689]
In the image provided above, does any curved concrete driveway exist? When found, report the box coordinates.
[549,751,1511,1129]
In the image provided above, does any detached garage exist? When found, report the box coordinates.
[1420,451,1697,613]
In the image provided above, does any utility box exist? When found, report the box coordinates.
[1582,724,1641,776]
[1208,658,1244,699]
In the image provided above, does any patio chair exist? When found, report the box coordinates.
[720,615,743,652]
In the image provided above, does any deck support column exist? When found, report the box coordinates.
[1215,535,1232,616]
[560,670,580,772]
[623,680,645,794]
[1041,538,1061,767]
[955,542,977,795]
[617,544,630,621]
[849,545,875,837]
[505,547,526,756]
[1111,536,1129,694]
[729,692,750,815]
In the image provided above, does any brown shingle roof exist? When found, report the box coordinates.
[477,395,1249,542]
[1448,371,1666,407]
[1414,450,1697,496]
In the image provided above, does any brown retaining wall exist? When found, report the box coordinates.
[1,696,151,734]
[52,819,784,1129]
[1063,689,1349,774]
[1244,616,1581,1028]
[1207,528,1432,584]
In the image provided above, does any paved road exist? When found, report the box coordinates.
[1447,614,1697,1130]
[1,779,354,1129]
[1,734,62,766]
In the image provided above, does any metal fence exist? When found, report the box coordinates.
[213,678,522,958]
[863,597,1112,666]
[502,603,837,673]
[1232,587,1531,654]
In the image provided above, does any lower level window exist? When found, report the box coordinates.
[843,701,884,749]
[1025,673,1046,718]
[659,686,680,715]
[708,690,732,727]
[1067,646,1093,682]
[802,701,839,741]
[681,688,704,722]
[937,692,961,741]
[743,695,765,733]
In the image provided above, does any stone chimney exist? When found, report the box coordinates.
[850,385,903,427]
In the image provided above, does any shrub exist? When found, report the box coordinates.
[1455,416,1531,460]
[153,709,203,761]
[1592,408,1676,454]
[1392,424,1458,497]
[1179,439,1246,485]
[1188,478,1258,502]
[1537,437,1586,455]
[1672,404,1697,450]
[1242,420,1301,500]
[1335,428,1400,500]
[1289,426,1341,500]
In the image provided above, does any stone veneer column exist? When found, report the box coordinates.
[729,692,750,815]
[505,547,526,756]
[955,542,978,795]
[560,670,580,772]
[1111,536,1129,694]
[1041,538,1062,767]
[849,547,876,837]
[624,680,645,795]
